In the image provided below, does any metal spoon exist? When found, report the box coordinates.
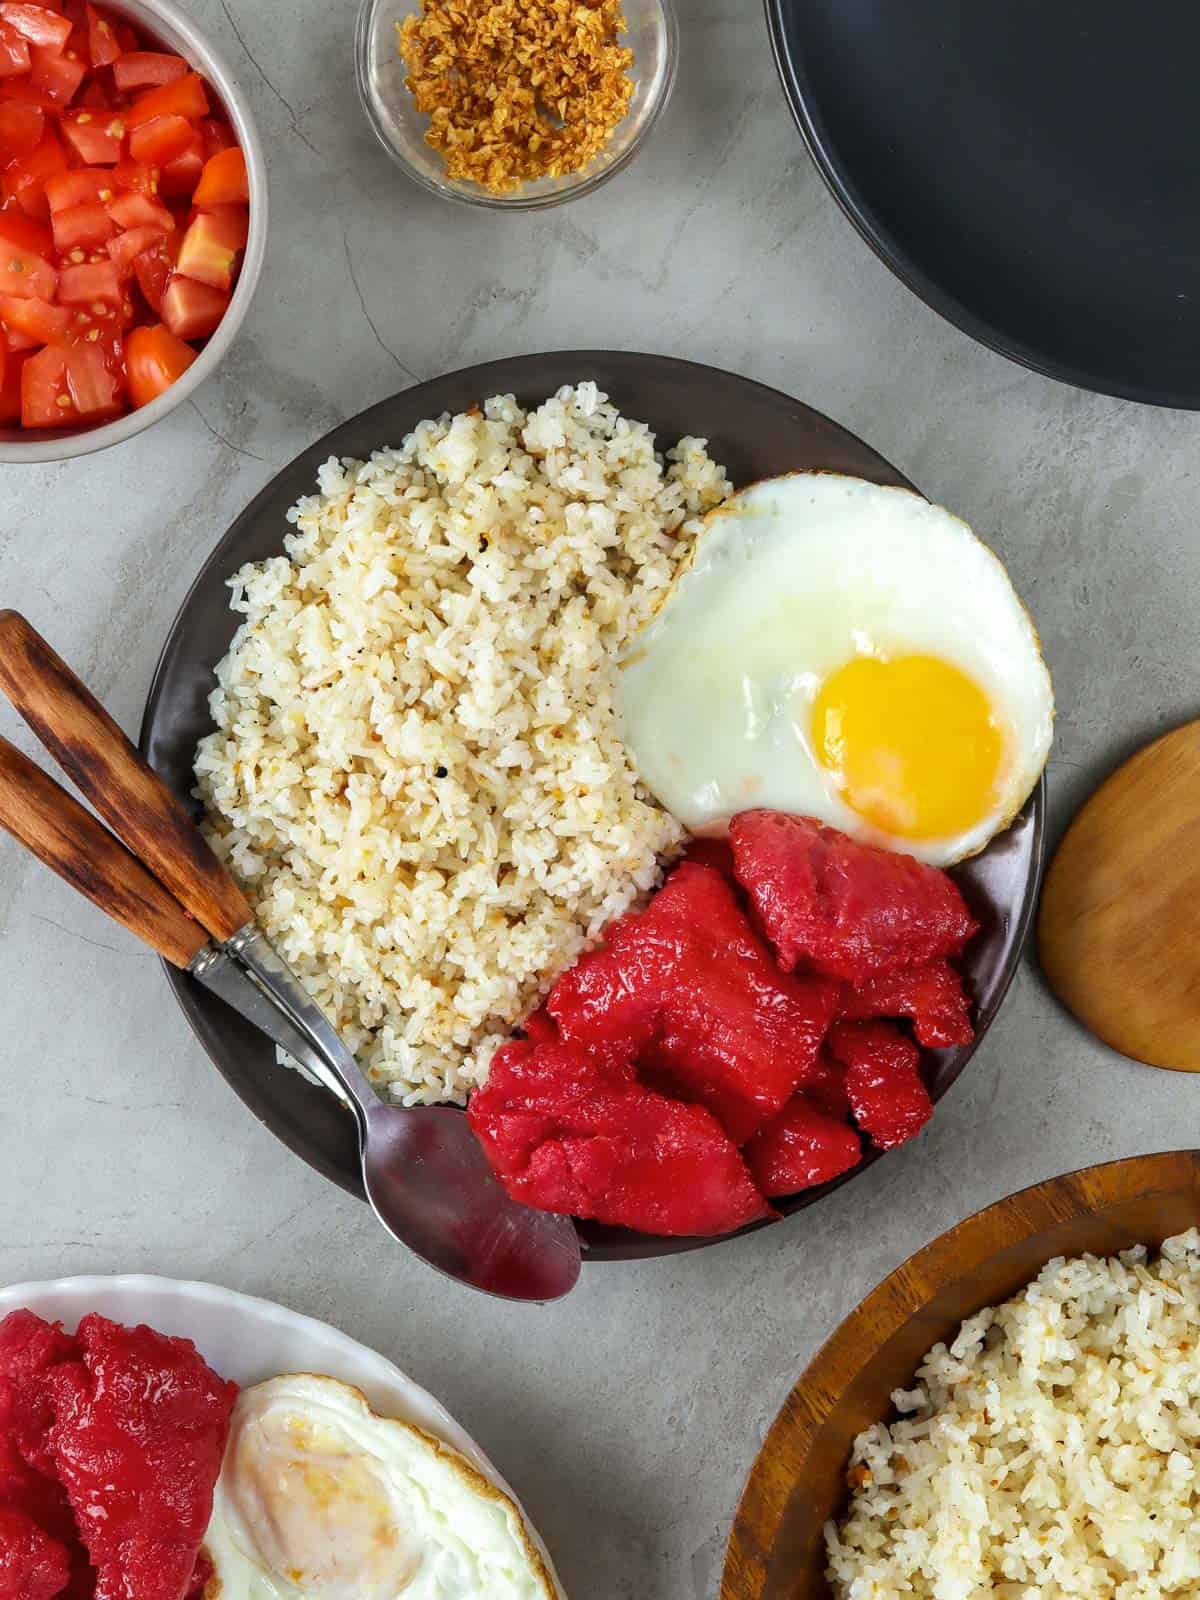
[0,611,581,1302]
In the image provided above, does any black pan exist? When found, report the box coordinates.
[767,0,1200,407]
[140,351,1044,1262]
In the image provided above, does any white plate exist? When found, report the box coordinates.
[0,1274,564,1595]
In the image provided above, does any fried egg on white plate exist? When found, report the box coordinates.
[200,1374,556,1600]
[617,472,1053,867]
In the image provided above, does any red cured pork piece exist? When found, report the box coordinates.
[548,862,841,1142]
[728,811,977,981]
[829,1020,934,1150]
[841,959,974,1048]
[742,1096,862,1197]
[468,1037,772,1236]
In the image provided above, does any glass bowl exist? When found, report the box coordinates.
[354,0,677,210]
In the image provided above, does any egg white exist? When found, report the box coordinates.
[617,473,1053,866]
[200,1375,556,1600]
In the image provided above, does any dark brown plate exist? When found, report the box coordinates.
[140,351,1044,1262]
[722,1150,1200,1599]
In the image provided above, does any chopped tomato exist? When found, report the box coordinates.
[0,344,25,418]
[0,4,72,49]
[102,222,153,276]
[20,340,73,423]
[2,127,64,216]
[29,42,85,103]
[45,163,108,210]
[124,68,205,128]
[131,230,174,309]
[111,156,157,194]
[158,128,201,197]
[198,115,234,160]
[0,206,50,251]
[176,203,245,290]
[57,254,117,302]
[0,288,67,340]
[128,109,190,166]
[105,185,171,231]
[0,96,42,152]
[63,335,119,413]
[124,320,192,406]
[0,239,54,297]
[84,3,117,66]
[161,271,226,339]
[193,145,246,207]
[112,49,184,92]
[2,318,34,345]
[60,105,122,160]
[50,194,110,249]
[0,76,54,105]
[0,18,30,74]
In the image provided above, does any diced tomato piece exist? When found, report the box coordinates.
[193,145,246,207]
[76,73,107,106]
[124,320,193,406]
[29,42,85,104]
[0,78,56,107]
[113,18,135,50]
[157,127,201,198]
[20,341,73,424]
[0,18,30,74]
[0,344,26,419]
[112,49,184,92]
[160,271,225,338]
[128,110,192,166]
[0,99,43,155]
[105,186,172,233]
[1,129,65,218]
[62,336,119,414]
[0,3,72,48]
[2,318,34,346]
[0,289,67,342]
[57,254,117,302]
[0,240,55,298]
[199,116,234,160]
[111,156,157,194]
[104,220,156,275]
[176,204,244,289]
[0,206,51,252]
[124,69,206,129]
[85,3,117,65]
[45,163,108,210]
[50,195,111,250]
[60,106,123,162]
[132,231,174,310]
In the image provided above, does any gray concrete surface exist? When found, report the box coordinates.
[2,3,1198,1596]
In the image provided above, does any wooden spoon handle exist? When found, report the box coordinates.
[0,737,209,968]
[0,611,252,943]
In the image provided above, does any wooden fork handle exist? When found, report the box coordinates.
[0,737,209,968]
[0,612,252,943]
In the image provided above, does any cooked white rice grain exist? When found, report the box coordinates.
[827,1228,1200,1599]
[195,383,729,1104]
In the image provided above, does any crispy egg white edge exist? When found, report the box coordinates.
[620,470,1055,866]
[201,1373,558,1600]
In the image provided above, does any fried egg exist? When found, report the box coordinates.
[618,473,1053,866]
[200,1375,556,1600]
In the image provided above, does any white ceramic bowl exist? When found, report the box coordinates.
[0,1274,565,1594]
[0,0,268,464]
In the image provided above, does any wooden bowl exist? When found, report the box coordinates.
[722,1150,1200,1600]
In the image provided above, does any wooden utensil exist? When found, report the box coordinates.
[721,1150,1200,1600]
[1037,719,1200,1072]
[0,613,582,1302]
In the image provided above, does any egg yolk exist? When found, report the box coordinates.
[811,654,1006,841]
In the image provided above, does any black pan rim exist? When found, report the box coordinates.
[140,347,1046,1262]
[763,0,1200,412]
